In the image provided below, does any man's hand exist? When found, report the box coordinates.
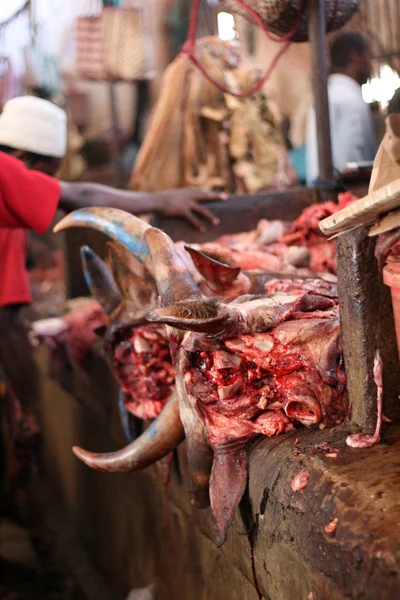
[156,188,227,232]
[60,182,227,230]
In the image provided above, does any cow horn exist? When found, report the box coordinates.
[73,390,184,472]
[54,208,154,275]
[144,228,200,305]
[80,246,122,316]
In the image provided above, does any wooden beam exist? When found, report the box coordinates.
[336,227,400,429]
[309,0,334,183]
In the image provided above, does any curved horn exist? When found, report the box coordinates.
[54,208,154,275]
[80,246,122,316]
[144,228,200,305]
[72,390,184,472]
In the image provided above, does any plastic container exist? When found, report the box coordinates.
[383,254,400,357]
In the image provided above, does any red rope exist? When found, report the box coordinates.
[181,0,305,97]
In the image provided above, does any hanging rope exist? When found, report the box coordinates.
[181,0,341,98]
[181,0,305,97]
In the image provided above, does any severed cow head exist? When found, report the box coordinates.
[55,209,348,546]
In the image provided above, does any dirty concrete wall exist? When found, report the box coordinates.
[34,340,400,600]
[35,347,258,600]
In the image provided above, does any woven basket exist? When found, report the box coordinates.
[217,0,360,42]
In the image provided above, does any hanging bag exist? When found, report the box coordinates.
[76,1,154,81]
[76,12,107,80]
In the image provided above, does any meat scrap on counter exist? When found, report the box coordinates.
[196,191,357,275]
[291,469,310,492]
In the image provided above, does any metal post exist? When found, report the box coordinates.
[108,80,123,188]
[308,0,334,182]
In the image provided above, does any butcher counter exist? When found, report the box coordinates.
[32,187,400,600]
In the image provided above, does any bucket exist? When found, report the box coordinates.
[383,254,400,356]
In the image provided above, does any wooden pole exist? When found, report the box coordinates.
[308,0,334,182]
[108,80,123,188]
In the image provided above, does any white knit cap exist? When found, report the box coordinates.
[0,96,67,158]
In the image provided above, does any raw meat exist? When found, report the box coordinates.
[280,192,357,273]
[291,469,310,492]
[53,207,352,547]
[32,299,107,382]
[107,323,174,420]
[346,351,383,449]
[144,226,348,545]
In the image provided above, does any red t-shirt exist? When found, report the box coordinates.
[0,152,61,307]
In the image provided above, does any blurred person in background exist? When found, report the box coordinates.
[306,32,377,186]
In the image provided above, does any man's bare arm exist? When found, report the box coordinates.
[59,182,226,232]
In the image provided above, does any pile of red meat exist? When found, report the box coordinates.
[32,299,107,382]
[200,191,357,274]
[107,323,174,420]
[184,283,346,452]
[280,191,357,273]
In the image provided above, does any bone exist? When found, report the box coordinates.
[80,246,122,316]
[54,208,154,275]
[73,390,184,472]
[283,393,322,426]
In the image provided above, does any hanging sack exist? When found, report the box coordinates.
[103,6,154,81]
[76,2,154,81]
[216,0,360,42]
[76,12,108,80]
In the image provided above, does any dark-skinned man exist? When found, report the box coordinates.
[306,32,377,185]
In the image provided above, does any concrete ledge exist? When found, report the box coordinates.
[36,347,400,600]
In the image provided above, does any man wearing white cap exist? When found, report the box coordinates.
[0,95,224,459]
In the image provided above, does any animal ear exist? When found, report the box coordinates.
[210,444,249,547]
[184,246,241,292]
[147,299,230,334]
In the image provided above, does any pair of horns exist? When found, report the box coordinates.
[56,211,189,475]
[57,210,218,511]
